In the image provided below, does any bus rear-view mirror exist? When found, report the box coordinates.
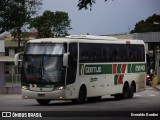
[14,52,23,66]
[63,52,70,67]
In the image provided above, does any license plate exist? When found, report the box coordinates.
[38,94,45,97]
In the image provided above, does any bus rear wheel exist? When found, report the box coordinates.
[122,83,129,99]
[128,84,135,98]
[36,99,51,105]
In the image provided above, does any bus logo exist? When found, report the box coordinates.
[80,64,85,75]
[80,64,102,75]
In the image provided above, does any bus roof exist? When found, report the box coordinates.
[66,35,118,40]
[27,35,145,45]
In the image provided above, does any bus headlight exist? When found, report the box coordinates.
[56,86,64,90]
[22,86,29,90]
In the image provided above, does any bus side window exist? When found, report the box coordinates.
[122,46,128,62]
[138,45,144,62]
[90,44,102,62]
[102,47,109,62]
[79,43,90,63]
[109,45,119,62]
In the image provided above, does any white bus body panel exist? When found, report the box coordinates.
[21,36,146,100]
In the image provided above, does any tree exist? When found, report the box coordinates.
[0,0,42,52]
[0,0,17,33]
[29,10,72,38]
[131,14,160,33]
[77,0,108,10]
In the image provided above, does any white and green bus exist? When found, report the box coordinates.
[14,35,146,105]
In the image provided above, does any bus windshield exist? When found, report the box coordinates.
[22,43,66,83]
[26,43,65,55]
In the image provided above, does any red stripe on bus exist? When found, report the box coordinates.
[113,64,117,74]
[121,64,127,73]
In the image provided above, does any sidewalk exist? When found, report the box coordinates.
[0,94,21,100]
[152,84,160,91]
[0,86,21,94]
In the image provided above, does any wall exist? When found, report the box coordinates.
[0,62,5,86]
[0,40,5,86]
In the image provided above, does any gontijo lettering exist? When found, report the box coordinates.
[85,66,102,74]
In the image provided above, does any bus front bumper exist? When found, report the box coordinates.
[22,89,66,100]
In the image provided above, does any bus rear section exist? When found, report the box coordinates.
[77,41,146,100]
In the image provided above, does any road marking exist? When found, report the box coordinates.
[149,94,156,96]
[143,90,151,92]
[134,94,141,97]
[134,93,157,97]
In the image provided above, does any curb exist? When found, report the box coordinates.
[0,94,21,100]
[151,84,160,91]
[0,86,21,94]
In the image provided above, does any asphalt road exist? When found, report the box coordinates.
[0,85,160,120]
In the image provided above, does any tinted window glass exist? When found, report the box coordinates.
[67,43,78,85]
[79,43,145,63]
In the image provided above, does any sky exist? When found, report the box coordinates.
[40,0,160,35]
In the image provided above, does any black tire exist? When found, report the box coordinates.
[78,88,86,103]
[36,99,51,105]
[128,84,135,98]
[122,83,129,99]
[71,87,87,104]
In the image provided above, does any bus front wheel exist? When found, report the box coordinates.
[72,86,87,104]
[78,88,87,103]
[36,99,51,105]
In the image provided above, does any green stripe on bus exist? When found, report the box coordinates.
[79,64,112,75]
[117,64,122,73]
[114,75,119,85]
[128,64,132,73]
[130,64,146,73]
[79,63,146,75]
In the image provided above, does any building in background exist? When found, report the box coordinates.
[133,32,160,83]
[2,31,37,75]
[0,31,37,93]
[0,40,5,86]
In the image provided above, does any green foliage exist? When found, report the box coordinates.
[29,10,72,38]
[0,0,42,52]
[0,0,42,34]
[77,0,108,10]
[131,14,160,33]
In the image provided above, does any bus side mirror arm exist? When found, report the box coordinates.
[14,52,24,66]
[63,52,70,67]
